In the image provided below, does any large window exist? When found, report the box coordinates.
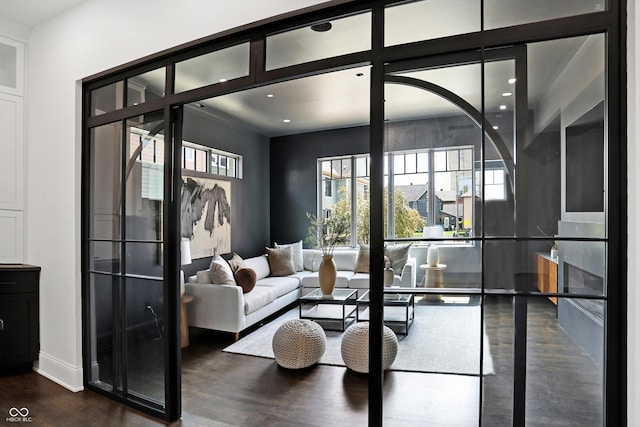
[183,143,241,178]
[320,147,473,245]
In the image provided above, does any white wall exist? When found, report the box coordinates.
[627,1,638,424]
[25,0,329,391]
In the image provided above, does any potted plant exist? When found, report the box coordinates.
[306,212,350,295]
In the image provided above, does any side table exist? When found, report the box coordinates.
[419,263,447,302]
[181,295,194,348]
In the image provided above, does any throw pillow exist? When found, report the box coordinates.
[234,267,257,293]
[274,240,304,272]
[384,243,412,273]
[355,244,370,273]
[228,253,247,272]
[209,255,235,285]
[265,246,296,276]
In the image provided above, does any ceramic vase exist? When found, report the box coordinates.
[427,244,439,267]
[383,262,395,287]
[318,254,337,296]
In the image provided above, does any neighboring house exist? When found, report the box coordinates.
[396,184,428,218]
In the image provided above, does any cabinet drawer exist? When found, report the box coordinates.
[0,269,40,293]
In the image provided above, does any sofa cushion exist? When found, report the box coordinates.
[303,249,319,272]
[256,276,300,297]
[275,240,304,272]
[348,272,370,289]
[244,255,271,280]
[266,246,296,276]
[300,270,353,288]
[385,243,412,272]
[234,268,257,293]
[243,286,278,314]
[209,255,235,285]
[196,270,211,284]
[332,250,358,271]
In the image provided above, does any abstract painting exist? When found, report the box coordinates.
[181,174,231,258]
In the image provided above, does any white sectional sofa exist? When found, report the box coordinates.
[185,247,416,339]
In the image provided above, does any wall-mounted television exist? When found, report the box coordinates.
[565,101,604,213]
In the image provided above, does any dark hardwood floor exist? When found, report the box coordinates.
[0,296,602,426]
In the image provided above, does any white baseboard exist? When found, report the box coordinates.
[34,352,84,392]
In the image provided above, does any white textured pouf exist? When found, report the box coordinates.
[272,319,327,369]
[341,322,398,373]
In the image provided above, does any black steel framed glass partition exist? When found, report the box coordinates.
[81,0,625,424]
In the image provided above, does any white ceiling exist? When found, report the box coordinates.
[0,0,86,27]
[4,0,596,139]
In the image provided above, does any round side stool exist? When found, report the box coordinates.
[272,319,326,369]
[341,322,398,373]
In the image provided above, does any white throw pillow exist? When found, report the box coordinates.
[209,255,235,285]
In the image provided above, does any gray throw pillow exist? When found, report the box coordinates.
[384,243,412,273]
[265,246,296,276]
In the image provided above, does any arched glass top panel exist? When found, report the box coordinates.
[385,0,607,46]
[385,0,480,47]
[266,12,371,71]
[484,0,606,29]
[127,67,166,107]
[174,42,250,93]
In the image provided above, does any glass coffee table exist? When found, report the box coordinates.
[356,290,414,334]
[299,288,358,331]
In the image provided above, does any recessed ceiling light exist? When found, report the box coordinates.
[508,78,517,84]
[499,105,507,110]
[501,92,512,97]
[283,119,291,123]
[356,73,364,77]
[492,125,499,130]
[266,94,274,98]
[219,78,227,82]
[310,22,332,32]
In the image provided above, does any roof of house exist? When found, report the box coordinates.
[395,184,428,202]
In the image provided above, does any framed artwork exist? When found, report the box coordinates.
[181,171,231,259]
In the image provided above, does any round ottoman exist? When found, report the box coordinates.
[341,322,398,373]
[272,319,327,369]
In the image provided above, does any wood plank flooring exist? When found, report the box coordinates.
[0,296,603,426]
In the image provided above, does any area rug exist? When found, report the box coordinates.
[224,305,494,375]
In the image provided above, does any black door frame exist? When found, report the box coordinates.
[80,1,626,424]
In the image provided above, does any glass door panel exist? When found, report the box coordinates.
[123,113,166,406]
[86,111,168,413]
[383,59,484,424]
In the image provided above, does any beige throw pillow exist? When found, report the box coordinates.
[228,253,247,272]
[265,246,296,276]
[274,240,304,272]
[209,255,235,285]
[355,244,370,273]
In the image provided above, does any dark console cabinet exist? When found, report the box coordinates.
[0,264,40,374]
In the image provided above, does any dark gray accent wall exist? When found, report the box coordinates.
[270,126,369,247]
[269,114,499,245]
[182,107,271,274]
